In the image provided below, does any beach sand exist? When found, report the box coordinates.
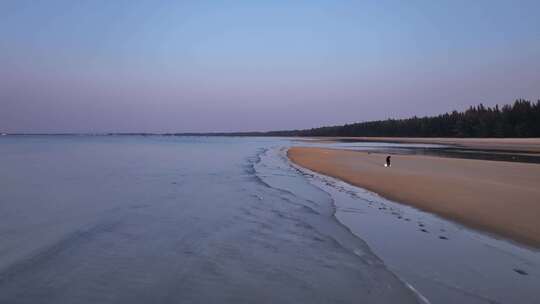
[288,146,540,248]
[302,137,540,153]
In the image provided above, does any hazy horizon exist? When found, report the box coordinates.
[1,1,539,133]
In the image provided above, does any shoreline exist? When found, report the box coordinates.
[299,137,540,153]
[291,156,540,304]
[287,146,540,248]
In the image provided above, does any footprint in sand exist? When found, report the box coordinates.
[439,236,448,240]
[514,269,528,275]
[420,229,429,233]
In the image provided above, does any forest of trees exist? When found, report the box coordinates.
[262,99,540,138]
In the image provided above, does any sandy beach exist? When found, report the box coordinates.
[288,146,540,248]
[302,137,540,153]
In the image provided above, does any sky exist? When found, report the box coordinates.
[1,0,539,133]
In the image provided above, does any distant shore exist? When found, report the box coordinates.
[288,146,540,248]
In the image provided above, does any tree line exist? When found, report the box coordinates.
[263,99,540,138]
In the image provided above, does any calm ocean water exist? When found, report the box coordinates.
[1,136,539,304]
[0,136,416,304]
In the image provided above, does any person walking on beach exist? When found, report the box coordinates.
[385,155,391,167]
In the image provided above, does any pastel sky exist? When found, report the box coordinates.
[1,1,539,133]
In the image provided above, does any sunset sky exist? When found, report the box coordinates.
[1,0,539,133]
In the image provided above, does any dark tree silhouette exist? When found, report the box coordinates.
[262,99,540,138]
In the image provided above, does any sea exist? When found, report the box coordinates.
[0,135,538,304]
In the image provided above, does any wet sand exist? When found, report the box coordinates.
[288,147,540,248]
[302,137,540,153]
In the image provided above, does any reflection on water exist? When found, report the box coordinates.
[0,136,416,304]
[299,139,540,163]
